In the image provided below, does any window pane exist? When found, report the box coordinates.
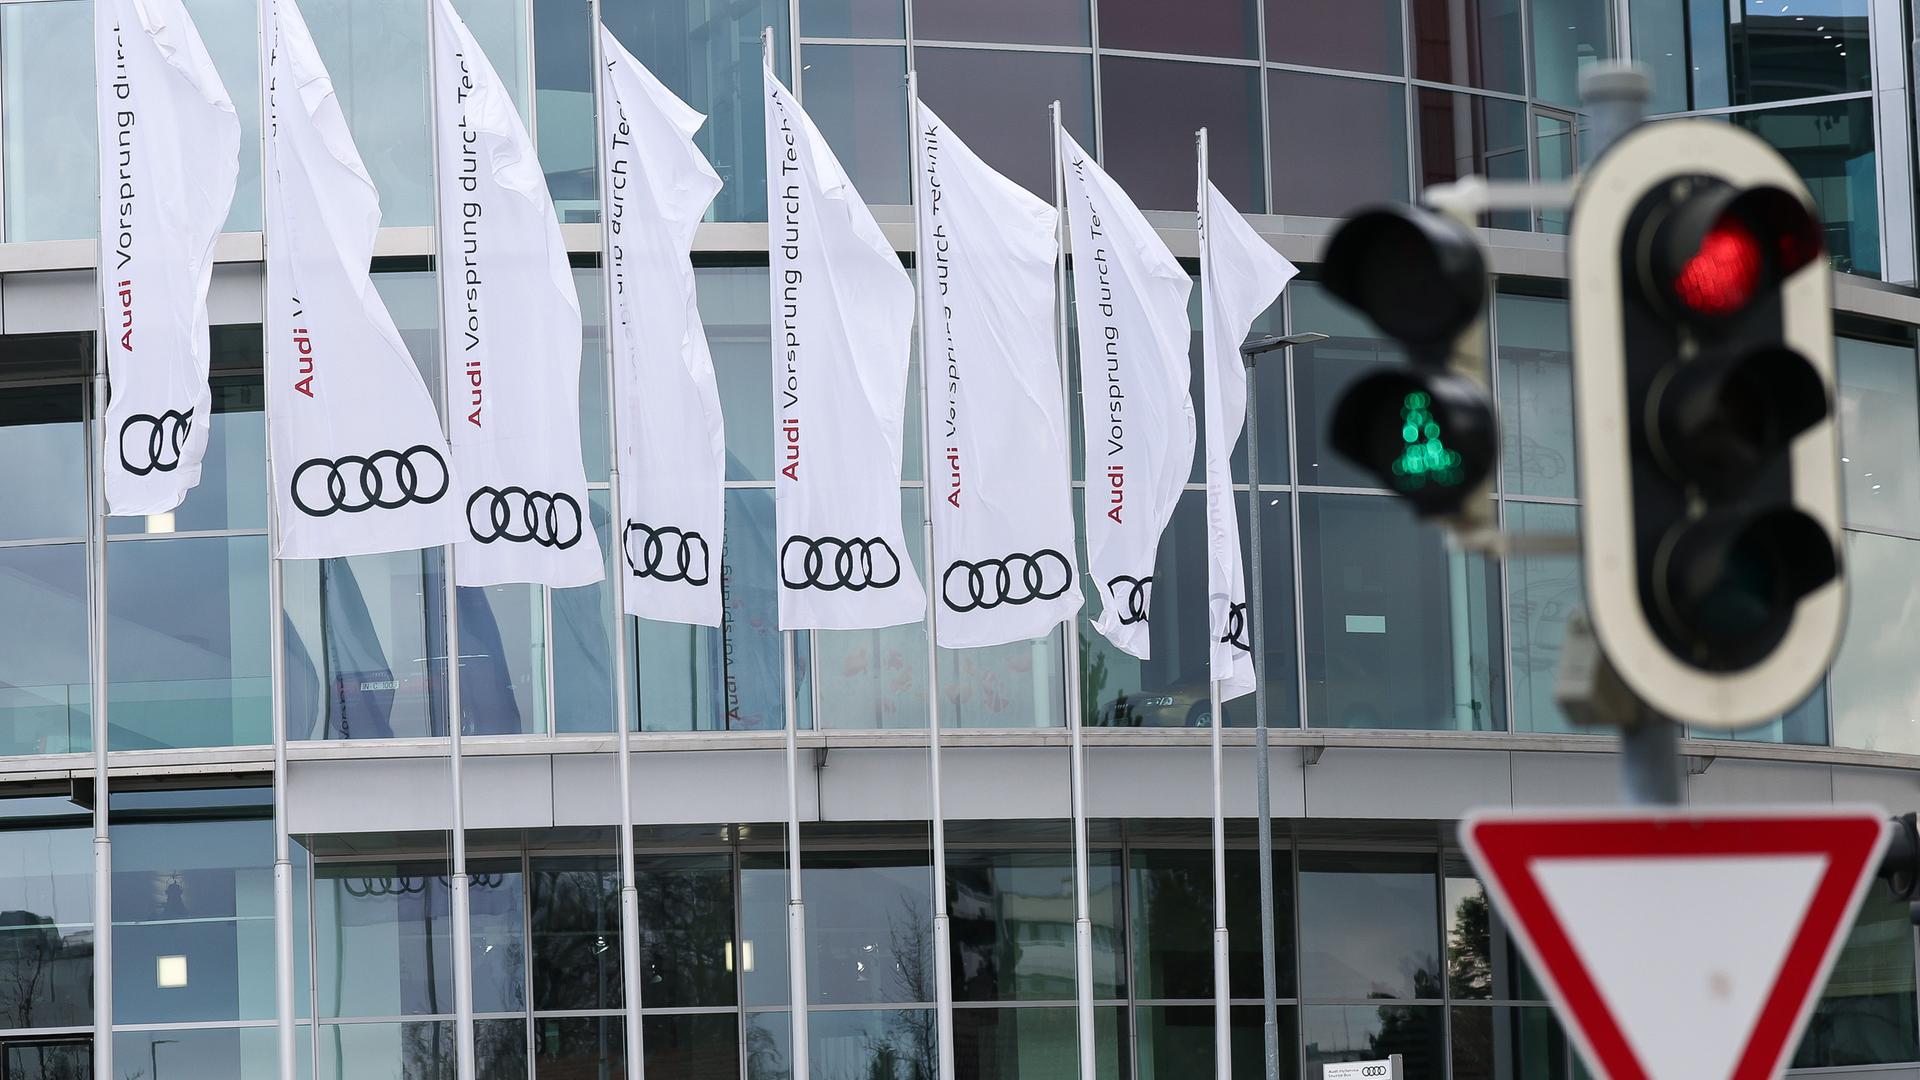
[1530,0,1611,108]
[953,1005,1130,1080]
[535,1016,624,1077]
[108,367,268,537]
[799,45,910,205]
[701,267,776,481]
[1139,1004,1290,1080]
[0,812,93,1029]
[1443,858,1544,1001]
[1633,0,1696,115]
[1507,502,1581,735]
[1292,280,1407,489]
[1534,114,1575,234]
[1129,848,1215,1000]
[1226,849,1296,999]
[1497,294,1575,499]
[1302,1004,1446,1077]
[578,266,611,482]
[1299,852,1442,1000]
[1,1,91,241]
[315,861,453,1018]
[1267,0,1402,74]
[1733,0,1870,105]
[532,0,595,221]
[0,546,90,757]
[1417,90,1529,230]
[1732,98,1878,278]
[457,584,548,736]
[642,1013,737,1079]
[1098,57,1264,213]
[115,1028,282,1079]
[532,856,623,1011]
[911,0,1090,46]
[1836,336,1920,534]
[635,853,736,1008]
[320,1020,457,1079]
[1450,1005,1570,1080]
[948,848,1124,1001]
[813,852,933,1006]
[553,491,614,733]
[812,1008,936,1078]
[1098,0,1258,58]
[1831,532,1920,753]
[916,46,1095,200]
[107,535,271,749]
[802,0,904,37]
[1793,888,1920,1067]
[1268,71,1410,218]
[469,862,527,1015]
[183,0,263,231]
[303,0,430,227]
[0,379,85,543]
[283,549,446,742]
[1412,0,1524,92]
[1300,494,1504,731]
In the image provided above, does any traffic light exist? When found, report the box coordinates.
[1569,119,1844,730]
[1322,205,1497,518]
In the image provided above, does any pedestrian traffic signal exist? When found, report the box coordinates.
[1569,119,1844,730]
[1322,205,1497,517]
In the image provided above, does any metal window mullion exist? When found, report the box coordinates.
[1283,287,1309,737]
[522,840,535,1078]
[1402,0,1419,199]
[1487,294,1516,736]
[1089,0,1105,162]
[1256,0,1272,214]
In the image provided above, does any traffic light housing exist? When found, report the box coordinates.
[1570,120,1844,729]
[1323,205,1497,518]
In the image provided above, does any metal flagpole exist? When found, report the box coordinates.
[904,70,957,1080]
[1197,126,1232,1080]
[87,0,114,1062]
[587,7,648,1073]
[1050,99,1097,1080]
[766,28,812,1080]
[1245,307,1279,1080]
[424,6,476,1077]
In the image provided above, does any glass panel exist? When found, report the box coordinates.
[457,584,548,737]
[1266,0,1402,74]
[1,1,92,242]
[1411,0,1525,92]
[553,491,615,733]
[1267,71,1410,219]
[1836,335,1920,534]
[701,267,776,481]
[534,1016,624,1077]
[532,0,595,221]
[1793,888,1920,1067]
[1097,0,1258,58]
[948,848,1125,1001]
[1299,852,1442,1000]
[1138,1004,1288,1080]
[1634,0,1697,115]
[953,1005,1130,1080]
[1507,502,1581,735]
[1530,0,1611,108]
[799,44,910,205]
[108,369,268,536]
[469,862,528,1015]
[4,1042,91,1080]
[802,0,905,38]
[635,853,736,1008]
[1097,57,1265,212]
[0,813,92,1029]
[812,1008,937,1077]
[577,265,611,483]
[600,0,794,222]
[1443,857,1544,1001]
[1534,114,1575,234]
[911,0,1090,47]
[1130,848,1217,1001]
[1450,1005,1571,1079]
[1417,90,1529,230]
[1733,0,1870,105]
[531,856,622,1012]
[915,46,1096,200]
[1225,849,1295,999]
[1831,532,1920,753]
[1300,494,1505,731]
[182,0,263,232]
[1292,280,1407,489]
[284,550,446,741]
[302,0,429,227]
[1497,293,1576,499]
[475,1018,528,1080]
[107,535,271,750]
[642,1012,738,1080]
[319,1020,457,1080]
[115,1027,283,1080]
[0,383,86,542]
[742,849,936,1007]
[1301,1004,1446,1077]
[315,861,454,1018]
[0,545,90,757]
[1732,98,1878,278]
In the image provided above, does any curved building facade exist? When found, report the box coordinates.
[0,0,1915,1076]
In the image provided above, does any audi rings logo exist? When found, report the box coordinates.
[781,535,902,592]
[119,408,194,477]
[1221,602,1252,653]
[942,550,1072,613]
[624,522,711,586]
[468,487,585,549]
[1107,575,1154,626]
[291,445,450,518]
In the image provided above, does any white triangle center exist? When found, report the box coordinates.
[1532,854,1827,1079]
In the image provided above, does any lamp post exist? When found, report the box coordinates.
[1238,329,1326,1080]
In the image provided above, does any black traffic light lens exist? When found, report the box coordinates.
[1642,181,1826,323]
[1649,346,1829,489]
[1322,206,1486,350]
[1656,507,1838,670]
[1330,370,1496,516]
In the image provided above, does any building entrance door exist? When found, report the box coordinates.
[1,1040,88,1080]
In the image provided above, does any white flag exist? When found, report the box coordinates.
[266,0,463,560]
[765,62,924,631]
[96,0,240,516]
[1202,181,1296,701]
[601,27,726,627]
[433,0,602,588]
[1058,130,1194,660]
[916,101,1081,648]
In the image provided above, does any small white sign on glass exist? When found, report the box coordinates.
[1324,1056,1402,1080]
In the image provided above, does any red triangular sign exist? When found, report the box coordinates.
[1462,806,1888,1080]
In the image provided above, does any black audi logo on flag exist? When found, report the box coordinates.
[119,408,194,477]
[623,522,711,586]
[291,445,450,518]
[1107,575,1154,626]
[1220,601,1252,653]
[781,535,902,592]
[468,487,585,549]
[942,550,1073,613]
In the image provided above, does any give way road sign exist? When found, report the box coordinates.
[1461,806,1888,1080]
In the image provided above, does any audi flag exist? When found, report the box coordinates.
[95,0,240,516]
[432,0,602,588]
[265,0,463,559]
[1201,181,1295,700]
[764,61,924,631]
[915,101,1082,648]
[1058,130,1195,660]
[600,27,727,626]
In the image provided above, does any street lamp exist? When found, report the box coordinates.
[1239,329,1325,1080]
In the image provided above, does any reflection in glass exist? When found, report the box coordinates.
[1529,0,1611,108]
[0,546,89,756]
[284,550,444,741]
[1299,853,1442,1000]
[531,856,622,1011]
[1534,115,1576,234]
[1507,503,1580,735]
[953,1005,1130,1080]
[1649,0,1875,109]
[635,854,735,1008]
[1442,859,1543,1002]
[1,1,92,241]
[1268,72,1410,219]
[183,0,263,231]
[1831,532,1920,753]
[1302,1004,1446,1078]
[116,1027,282,1080]
[1733,99,1878,277]
[801,45,910,205]
[1497,294,1575,499]
[1139,1004,1287,1080]
[0,812,91,1030]
[1836,335,1920,534]
[812,1008,937,1079]
[801,0,904,37]
[0,383,86,542]
[915,46,1095,200]
[1292,280,1409,489]
[1411,0,1524,92]
[1097,57,1264,213]
[643,1013,737,1079]
[457,584,547,737]
[1129,849,1216,1000]
[1794,888,1920,1067]
[317,861,453,1018]
[1097,0,1258,58]
[948,848,1124,1002]
[302,0,430,227]
[553,492,614,733]
[911,0,1090,46]
[1450,1005,1570,1079]
[1417,90,1529,231]
[535,1016,623,1076]
[1267,0,1401,73]
[320,1020,456,1080]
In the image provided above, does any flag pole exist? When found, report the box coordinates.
[87,4,114,1072]
[588,8,648,1074]
[904,70,957,1080]
[1197,126,1232,1080]
[766,28,812,1080]
[424,5,476,1077]
[1051,99,1098,1080]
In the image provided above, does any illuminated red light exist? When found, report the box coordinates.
[1673,216,1763,316]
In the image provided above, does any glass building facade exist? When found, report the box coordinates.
[0,0,1916,1076]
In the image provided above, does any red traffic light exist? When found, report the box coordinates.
[1639,181,1825,323]
[1672,215,1762,316]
